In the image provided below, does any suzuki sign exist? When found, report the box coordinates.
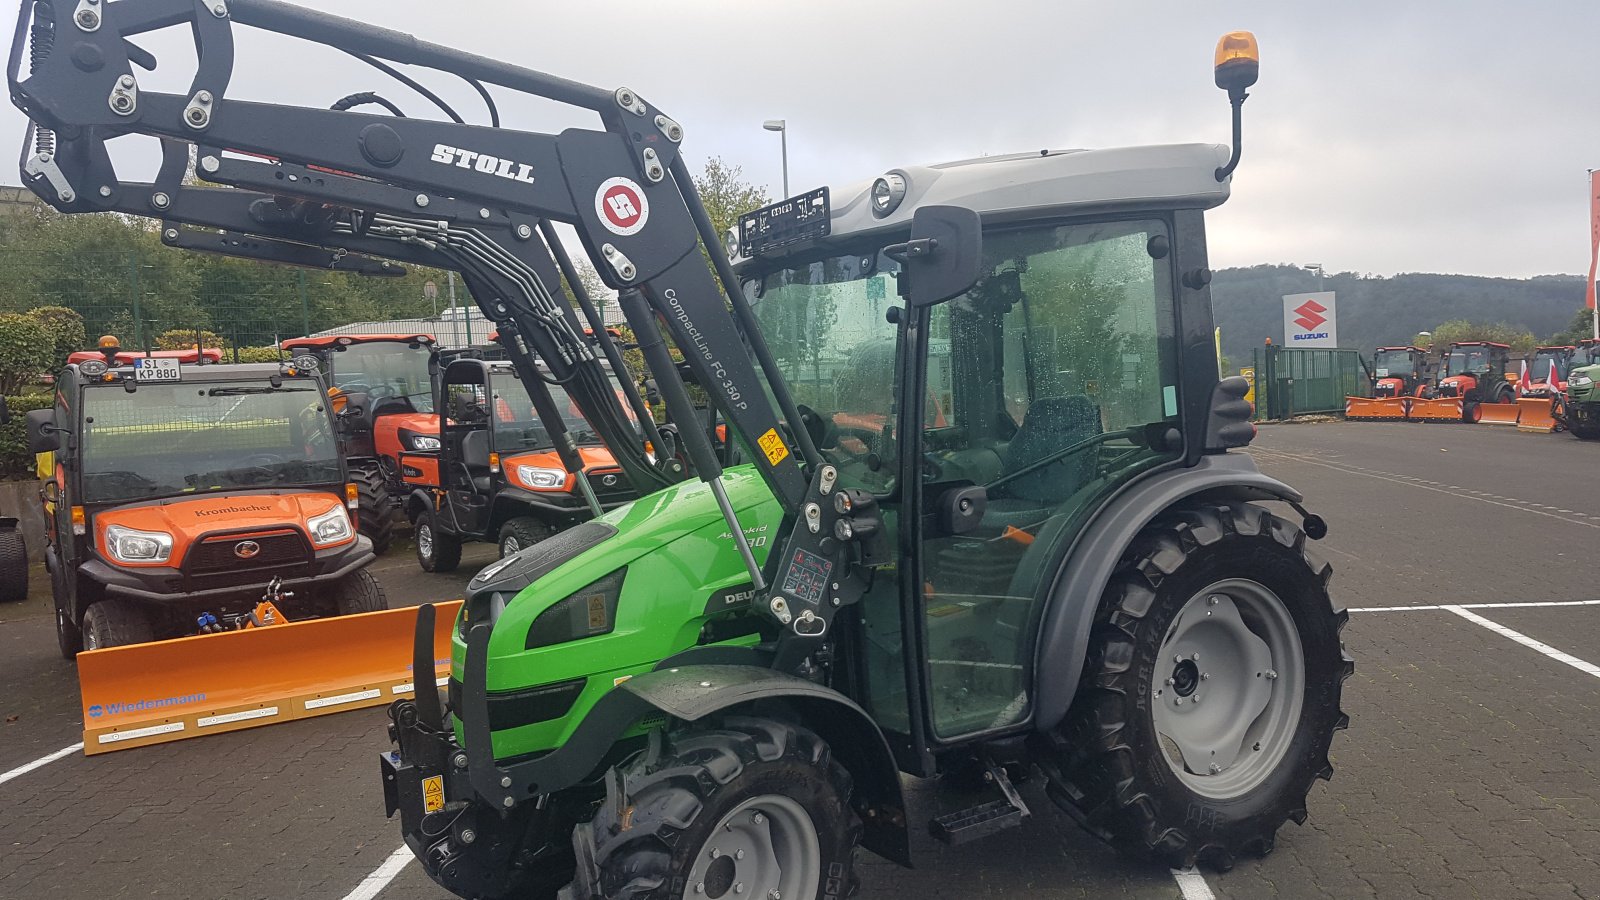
[1283,291,1338,348]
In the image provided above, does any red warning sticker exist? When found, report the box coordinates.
[596,177,649,236]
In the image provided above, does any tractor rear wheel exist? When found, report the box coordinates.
[352,463,400,556]
[1569,407,1600,440]
[82,599,155,651]
[498,517,553,558]
[0,529,27,603]
[568,717,860,900]
[332,568,388,616]
[1046,502,1351,871]
[415,506,462,573]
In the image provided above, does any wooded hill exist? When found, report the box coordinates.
[1212,264,1589,366]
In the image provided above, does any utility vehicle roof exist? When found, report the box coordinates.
[68,348,223,365]
[74,361,324,384]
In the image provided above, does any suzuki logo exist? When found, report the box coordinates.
[234,541,261,560]
[1293,299,1328,332]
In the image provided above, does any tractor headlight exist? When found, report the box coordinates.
[104,524,173,564]
[408,434,442,451]
[516,465,567,491]
[724,226,741,260]
[871,173,906,218]
[1571,373,1593,389]
[525,569,627,649]
[307,506,353,547]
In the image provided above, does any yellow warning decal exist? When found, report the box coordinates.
[757,429,790,466]
[422,775,445,813]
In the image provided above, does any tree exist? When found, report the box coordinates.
[1427,319,1537,358]
[27,305,86,366]
[1547,308,1595,345]
[693,157,771,237]
[0,312,55,394]
[155,328,226,350]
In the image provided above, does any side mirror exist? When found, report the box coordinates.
[25,408,61,454]
[892,205,984,308]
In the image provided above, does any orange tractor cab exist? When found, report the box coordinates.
[1347,346,1429,420]
[404,356,641,571]
[22,339,385,657]
[1411,341,1519,423]
[279,334,438,554]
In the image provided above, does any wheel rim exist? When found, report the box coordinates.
[682,794,821,900]
[417,523,433,559]
[1150,578,1305,800]
[500,535,519,558]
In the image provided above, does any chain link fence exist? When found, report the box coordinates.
[1249,346,1368,420]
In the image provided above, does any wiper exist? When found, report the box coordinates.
[207,387,316,396]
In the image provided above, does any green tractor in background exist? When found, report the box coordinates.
[1560,338,1600,438]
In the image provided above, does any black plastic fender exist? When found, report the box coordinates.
[402,488,433,523]
[1031,453,1304,733]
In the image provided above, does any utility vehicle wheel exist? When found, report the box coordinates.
[332,568,388,615]
[415,506,462,573]
[498,517,553,558]
[568,717,861,900]
[0,529,26,603]
[1570,417,1600,440]
[82,600,155,651]
[352,464,400,555]
[1048,502,1351,870]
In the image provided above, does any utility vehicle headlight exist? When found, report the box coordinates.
[871,173,906,218]
[104,524,173,564]
[409,434,442,451]
[516,465,567,491]
[525,569,627,650]
[307,506,353,547]
[1571,373,1593,389]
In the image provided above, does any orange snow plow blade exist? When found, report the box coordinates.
[1345,397,1410,420]
[1407,397,1465,423]
[1517,397,1559,433]
[77,600,462,755]
[1477,401,1521,426]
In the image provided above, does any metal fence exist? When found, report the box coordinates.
[1249,346,1368,420]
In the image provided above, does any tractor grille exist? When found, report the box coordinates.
[185,528,311,576]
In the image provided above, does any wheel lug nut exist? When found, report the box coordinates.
[734,884,746,894]
[1209,764,1223,774]
[710,848,720,859]
[1192,653,1201,662]
[1174,697,1184,706]
[695,884,705,895]
[735,849,745,860]
[752,812,765,825]
[1174,655,1185,664]
[1207,595,1220,606]
[1165,677,1175,686]
[1265,669,1278,680]
[1200,672,1210,680]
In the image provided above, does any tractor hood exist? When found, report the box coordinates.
[376,412,442,457]
[93,491,349,567]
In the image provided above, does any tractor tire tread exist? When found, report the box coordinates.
[498,517,555,558]
[332,568,388,616]
[0,529,27,603]
[352,463,400,556]
[82,599,155,651]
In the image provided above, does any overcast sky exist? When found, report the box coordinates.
[8,0,1598,279]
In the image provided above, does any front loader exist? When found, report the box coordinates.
[13,5,1351,896]
[1346,345,1428,420]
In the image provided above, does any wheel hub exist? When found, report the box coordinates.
[683,796,820,900]
[417,523,433,557]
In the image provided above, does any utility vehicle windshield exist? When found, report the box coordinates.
[443,367,638,453]
[79,379,340,503]
[1531,351,1568,381]
[327,341,433,412]
[1445,347,1493,376]
[1373,350,1418,376]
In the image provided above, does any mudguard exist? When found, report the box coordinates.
[1031,453,1304,733]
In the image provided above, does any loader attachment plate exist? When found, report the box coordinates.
[77,601,462,755]
[1517,397,1559,433]
[1477,401,1522,427]
[1408,397,1466,423]
[1344,396,1410,421]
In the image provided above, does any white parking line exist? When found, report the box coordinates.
[0,742,82,786]
[340,845,412,900]
[1351,599,1600,613]
[1171,866,1217,900]
[1444,606,1600,679]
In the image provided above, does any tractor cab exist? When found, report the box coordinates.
[1437,341,1515,402]
[1371,346,1429,397]
[1573,338,1600,368]
[1524,345,1576,397]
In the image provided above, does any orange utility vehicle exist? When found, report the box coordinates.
[1346,345,1429,420]
[279,334,438,554]
[1514,345,1575,432]
[1411,341,1519,423]
[406,355,640,570]
[24,339,384,657]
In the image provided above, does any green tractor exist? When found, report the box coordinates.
[14,6,1349,898]
[1561,338,1600,439]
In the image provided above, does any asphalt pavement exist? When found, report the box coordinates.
[5,422,1600,899]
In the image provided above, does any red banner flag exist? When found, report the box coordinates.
[1589,170,1599,311]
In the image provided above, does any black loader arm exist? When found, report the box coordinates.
[9,0,893,668]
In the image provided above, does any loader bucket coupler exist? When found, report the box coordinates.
[1407,398,1465,423]
[1345,396,1409,421]
[77,601,462,755]
[1477,402,1521,427]
[1517,397,1559,433]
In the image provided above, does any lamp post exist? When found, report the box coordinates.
[1303,262,1325,292]
[763,119,788,197]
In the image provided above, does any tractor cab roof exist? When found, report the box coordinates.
[281,334,435,350]
[1534,345,1575,353]
[68,347,223,365]
[1450,341,1510,350]
[1376,346,1427,354]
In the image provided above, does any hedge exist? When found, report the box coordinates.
[1,393,54,479]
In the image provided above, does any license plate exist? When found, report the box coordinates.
[738,187,830,258]
[135,358,181,382]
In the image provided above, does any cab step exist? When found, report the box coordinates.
[929,762,1030,845]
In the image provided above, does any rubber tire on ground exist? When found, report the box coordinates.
[0,530,26,603]
[498,517,553,558]
[1045,502,1352,871]
[415,505,462,573]
[331,568,389,616]
[568,717,862,900]
[352,463,400,556]
[1568,413,1600,440]
[81,599,155,651]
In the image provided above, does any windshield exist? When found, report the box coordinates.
[80,379,341,503]
[1445,347,1493,377]
[328,342,433,413]
[486,369,636,452]
[1373,351,1417,377]
[1577,345,1600,367]
[1532,351,1567,381]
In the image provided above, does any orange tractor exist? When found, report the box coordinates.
[1410,341,1520,423]
[1514,345,1575,432]
[1346,345,1429,420]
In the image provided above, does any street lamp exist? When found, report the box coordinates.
[1303,263,1325,291]
[763,119,788,197]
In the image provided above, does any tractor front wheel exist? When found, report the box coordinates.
[1569,405,1600,440]
[568,717,861,900]
[351,463,401,556]
[1048,502,1351,871]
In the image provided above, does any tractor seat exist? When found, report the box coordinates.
[459,429,493,493]
[985,395,1101,530]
